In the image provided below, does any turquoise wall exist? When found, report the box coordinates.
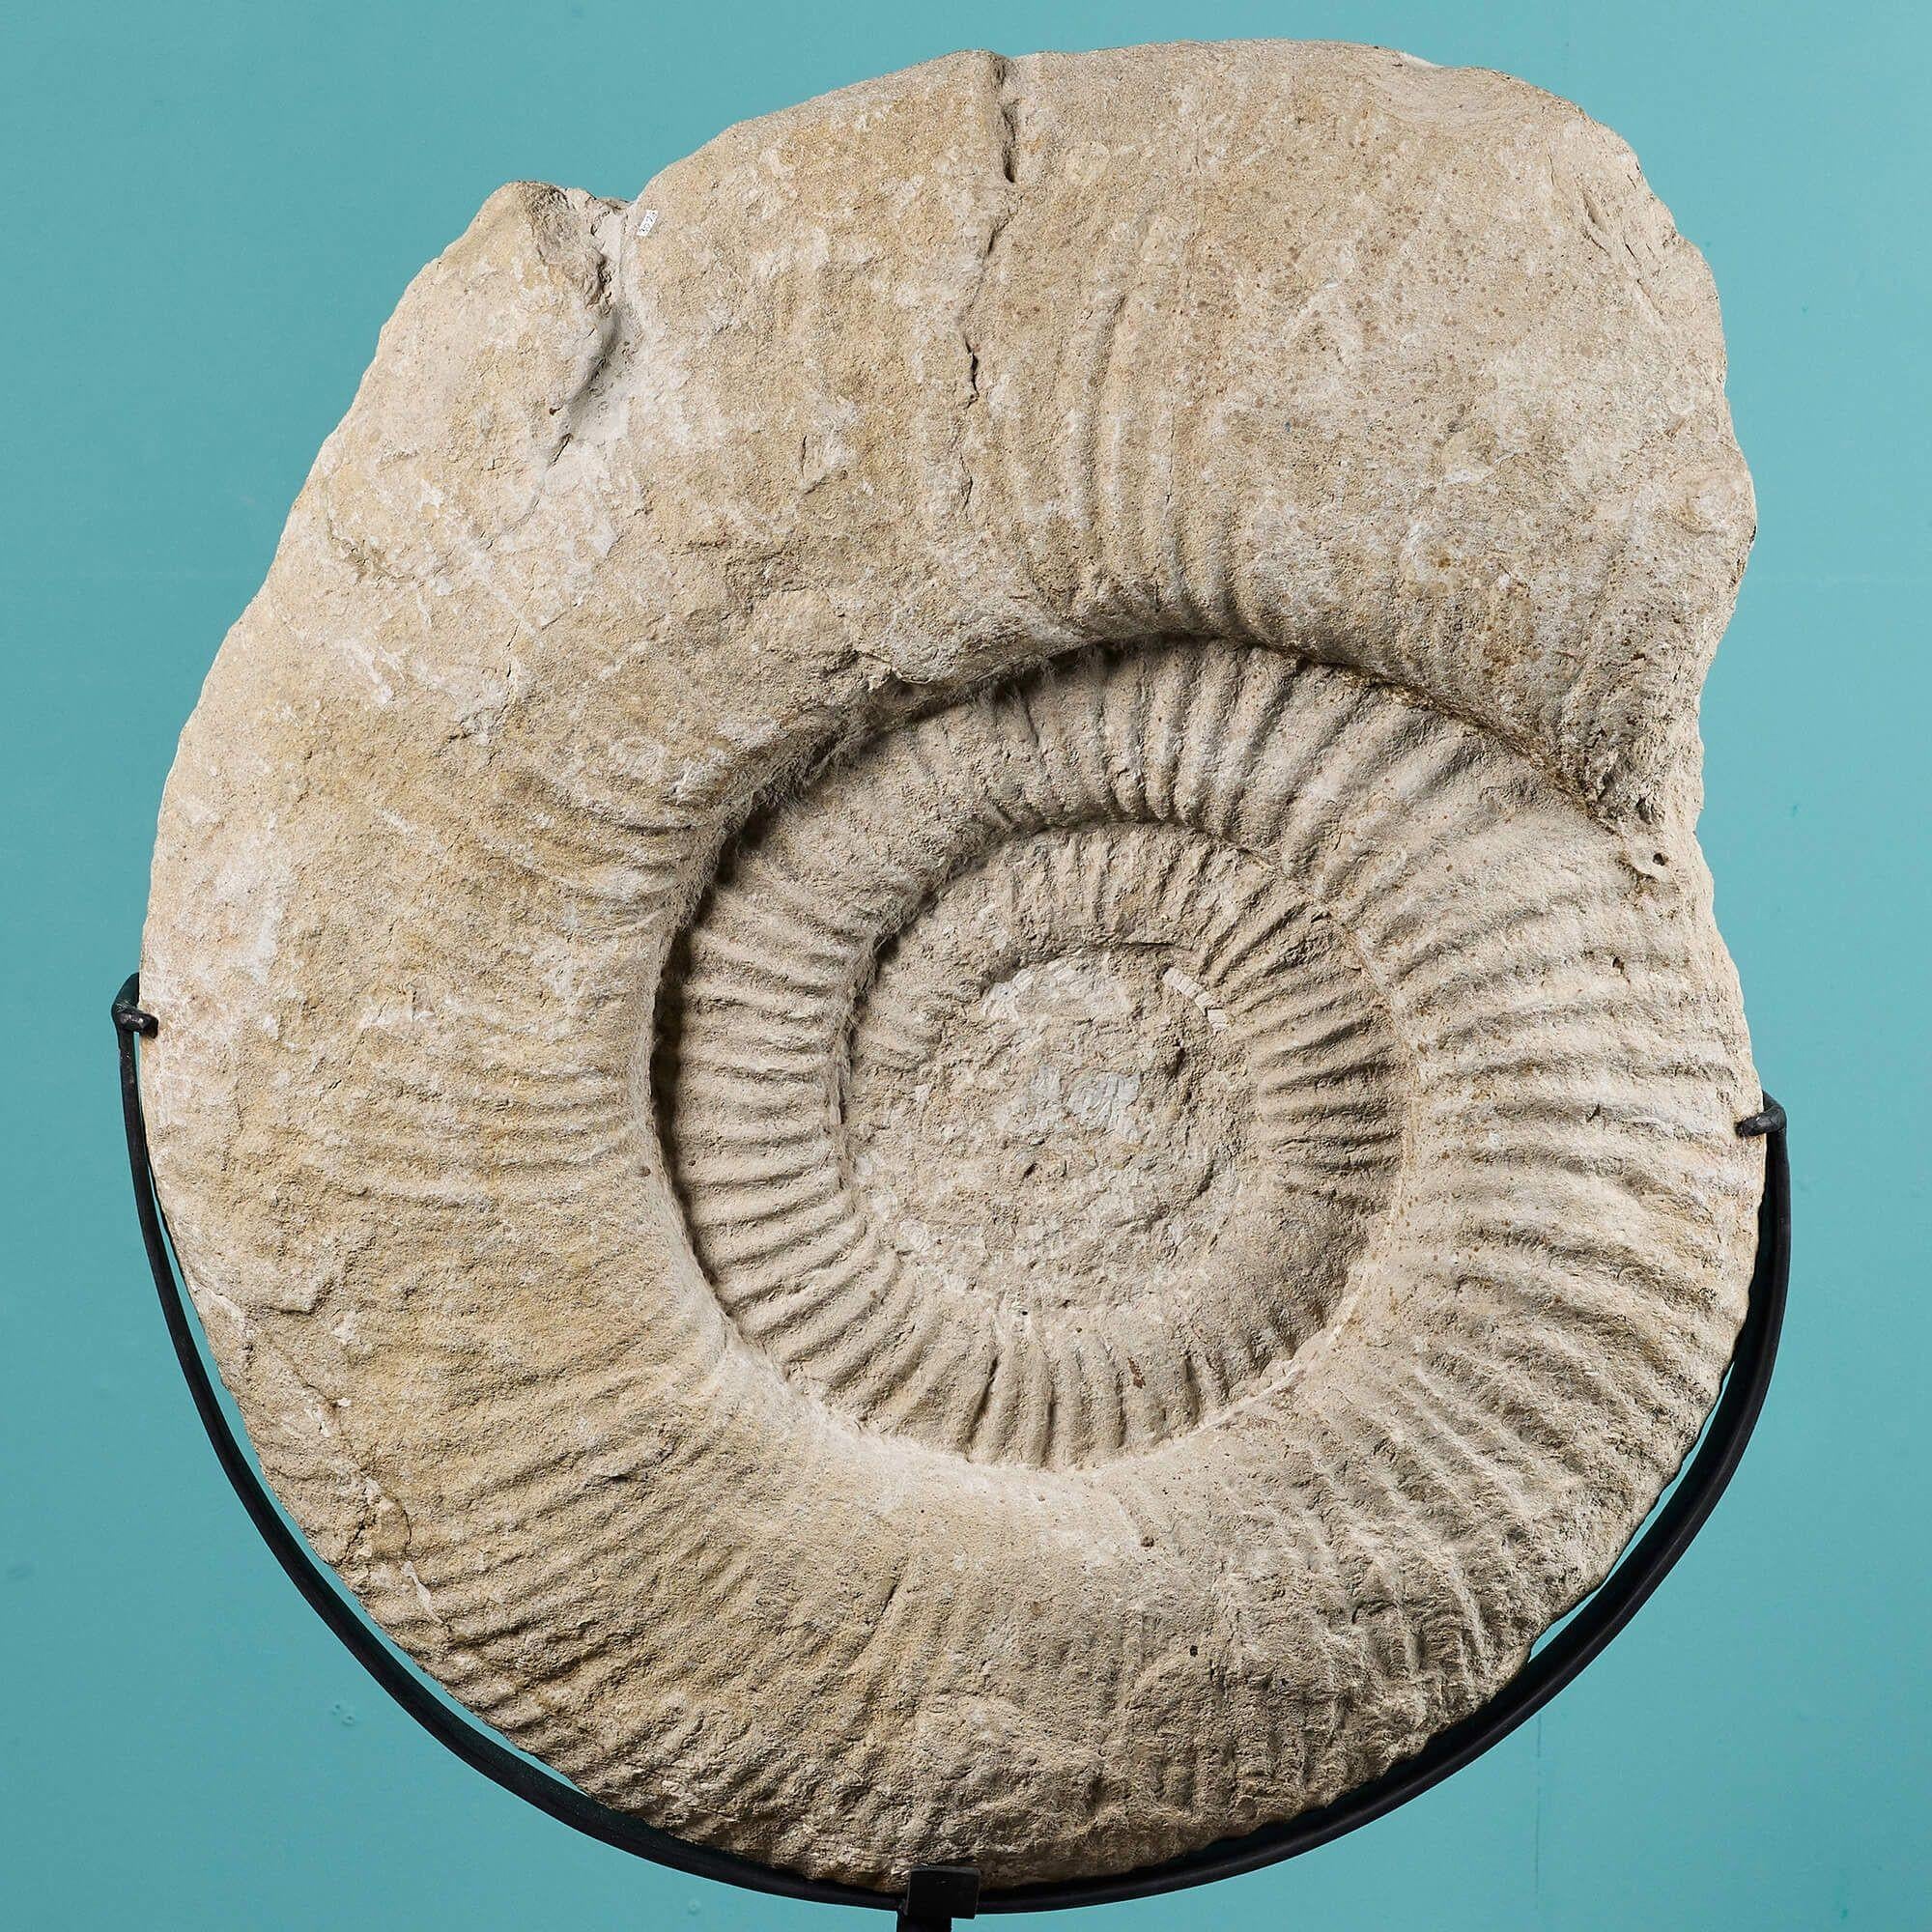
[4,3,1925,1926]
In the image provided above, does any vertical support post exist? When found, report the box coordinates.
[898,1865,980,1932]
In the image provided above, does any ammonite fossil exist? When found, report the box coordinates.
[140,42,1762,1888]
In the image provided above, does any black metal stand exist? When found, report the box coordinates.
[113,970,1789,1922]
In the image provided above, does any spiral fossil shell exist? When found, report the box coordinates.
[141,42,1762,1888]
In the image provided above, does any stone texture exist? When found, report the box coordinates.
[140,42,1761,1889]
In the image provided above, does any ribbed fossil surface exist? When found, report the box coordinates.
[140,41,1761,1889]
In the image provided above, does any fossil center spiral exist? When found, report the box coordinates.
[847,939,1252,1319]
[662,648,1406,1470]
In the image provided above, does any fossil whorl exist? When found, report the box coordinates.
[139,43,1761,1889]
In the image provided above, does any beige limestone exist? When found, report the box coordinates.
[139,42,1762,1889]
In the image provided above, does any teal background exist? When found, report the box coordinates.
[4,2,1925,1925]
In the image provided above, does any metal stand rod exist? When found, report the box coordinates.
[112,971,1790,1916]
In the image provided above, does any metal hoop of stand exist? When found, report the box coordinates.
[113,971,1790,1930]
